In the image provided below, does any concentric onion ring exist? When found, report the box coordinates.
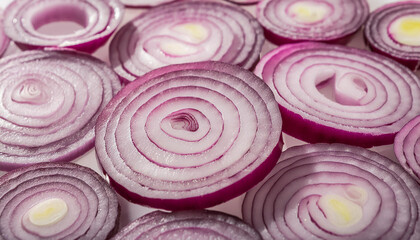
[95,61,282,210]
[257,0,369,44]
[394,115,420,183]
[226,0,259,4]
[120,0,176,7]
[113,210,261,239]
[255,42,420,147]
[0,50,121,171]
[0,162,119,239]
[242,143,420,239]
[110,0,264,82]
[3,0,123,52]
[365,1,420,70]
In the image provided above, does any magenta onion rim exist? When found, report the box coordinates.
[3,0,124,52]
[0,50,121,171]
[254,42,420,147]
[110,0,264,82]
[365,1,420,70]
[113,210,261,239]
[394,115,420,183]
[0,162,119,239]
[95,61,282,210]
[257,0,369,44]
[242,143,420,239]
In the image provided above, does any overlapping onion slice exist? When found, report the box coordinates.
[0,50,121,171]
[3,0,123,52]
[95,61,282,210]
[394,115,420,183]
[113,210,261,239]
[0,162,119,239]
[110,0,264,82]
[255,42,420,147]
[365,1,420,70]
[242,143,420,240]
[120,0,176,7]
[257,0,369,44]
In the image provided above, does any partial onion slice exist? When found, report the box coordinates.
[113,210,261,239]
[96,61,282,210]
[0,50,121,171]
[394,115,420,183]
[0,162,119,239]
[3,0,123,52]
[255,42,420,147]
[0,11,9,57]
[110,0,264,82]
[120,0,176,7]
[243,143,420,239]
[365,1,420,70]
[257,0,369,44]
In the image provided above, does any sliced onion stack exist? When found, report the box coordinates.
[0,162,119,239]
[110,0,264,82]
[255,42,420,147]
[365,1,420,70]
[0,50,121,171]
[113,210,261,239]
[257,0,369,44]
[96,61,282,210]
[3,0,123,52]
[394,115,420,183]
[120,0,176,7]
[242,143,420,239]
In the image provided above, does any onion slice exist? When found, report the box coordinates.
[110,0,264,82]
[3,0,124,52]
[394,115,420,183]
[120,0,176,7]
[113,210,262,239]
[0,162,119,239]
[255,42,420,147]
[95,61,282,210]
[257,0,369,44]
[242,143,420,239]
[365,1,420,70]
[0,50,121,171]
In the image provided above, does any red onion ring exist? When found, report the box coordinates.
[365,1,420,70]
[242,143,420,239]
[255,42,420,147]
[257,0,369,44]
[95,61,282,210]
[110,0,264,82]
[113,210,261,239]
[3,0,124,53]
[394,115,420,184]
[0,50,121,171]
[226,0,259,5]
[120,0,177,7]
[0,162,119,239]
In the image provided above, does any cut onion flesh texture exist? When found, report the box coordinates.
[0,50,121,171]
[113,210,262,239]
[120,0,176,7]
[110,0,264,82]
[95,61,282,210]
[394,115,420,183]
[254,42,420,147]
[2,0,124,52]
[256,0,369,43]
[242,143,420,240]
[365,1,420,70]
[0,12,8,56]
[0,162,119,239]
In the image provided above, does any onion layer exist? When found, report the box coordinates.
[242,143,420,240]
[226,0,259,4]
[110,0,264,82]
[0,11,9,57]
[95,61,282,210]
[365,1,420,70]
[257,0,369,44]
[3,0,123,52]
[113,210,261,239]
[394,115,420,183]
[120,0,176,7]
[0,50,121,171]
[0,162,119,239]
[255,42,420,147]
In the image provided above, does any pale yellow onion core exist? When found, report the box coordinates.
[318,194,363,227]
[27,198,68,226]
[389,15,420,46]
[287,1,331,24]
